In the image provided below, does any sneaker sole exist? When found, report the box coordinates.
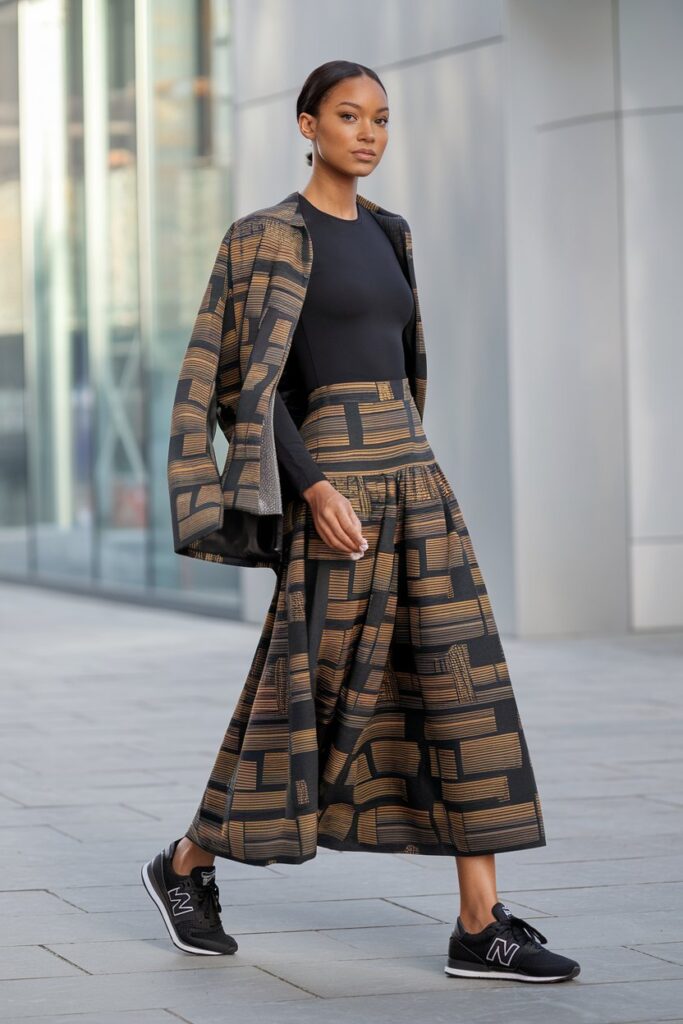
[444,960,580,982]
[140,859,236,956]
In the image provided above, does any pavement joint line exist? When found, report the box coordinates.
[378,897,453,923]
[88,782,171,790]
[252,963,323,998]
[39,944,93,975]
[498,880,683,891]
[0,791,26,807]
[43,824,86,843]
[45,890,91,913]
[162,1008,196,1023]
[118,802,165,820]
[448,875,683,887]
[6,760,42,776]
[511,855,683,865]
[625,946,683,967]
[539,793,683,804]
[168,922,453,936]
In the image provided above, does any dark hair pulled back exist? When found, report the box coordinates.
[296,60,387,165]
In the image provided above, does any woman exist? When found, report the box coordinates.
[142,60,580,984]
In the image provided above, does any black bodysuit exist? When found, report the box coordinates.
[273,191,415,495]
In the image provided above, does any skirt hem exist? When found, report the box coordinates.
[185,827,548,866]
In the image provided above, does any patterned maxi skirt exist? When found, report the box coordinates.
[184,378,547,865]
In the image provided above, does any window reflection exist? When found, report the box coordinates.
[0,2,29,574]
[0,0,239,614]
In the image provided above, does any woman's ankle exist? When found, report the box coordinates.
[458,902,497,935]
[171,837,215,876]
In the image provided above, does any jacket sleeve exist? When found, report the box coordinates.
[167,224,234,554]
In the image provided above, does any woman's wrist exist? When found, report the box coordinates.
[302,478,331,504]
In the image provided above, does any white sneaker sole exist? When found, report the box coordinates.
[445,963,580,982]
[140,859,229,956]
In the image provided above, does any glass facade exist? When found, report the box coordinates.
[0,0,240,613]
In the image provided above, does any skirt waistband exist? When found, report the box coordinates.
[306,378,412,412]
[299,377,434,475]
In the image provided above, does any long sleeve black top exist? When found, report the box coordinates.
[273,191,415,496]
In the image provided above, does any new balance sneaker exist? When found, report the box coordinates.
[445,901,580,983]
[141,838,238,956]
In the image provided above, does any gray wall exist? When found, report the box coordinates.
[506,0,683,634]
[505,0,630,636]
[233,0,683,637]
[619,0,683,631]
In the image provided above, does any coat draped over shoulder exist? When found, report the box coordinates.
[167,190,428,570]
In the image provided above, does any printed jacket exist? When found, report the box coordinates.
[167,189,428,571]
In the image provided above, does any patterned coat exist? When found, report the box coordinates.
[167,189,428,570]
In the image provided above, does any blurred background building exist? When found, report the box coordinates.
[1,0,681,636]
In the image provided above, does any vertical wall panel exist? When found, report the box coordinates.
[504,0,629,634]
[618,0,683,628]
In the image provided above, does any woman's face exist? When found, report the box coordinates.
[301,74,389,176]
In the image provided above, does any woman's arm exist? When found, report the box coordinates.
[273,390,367,557]
[273,390,326,495]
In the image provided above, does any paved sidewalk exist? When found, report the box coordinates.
[1,580,683,1024]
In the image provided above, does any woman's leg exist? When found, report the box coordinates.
[456,853,498,933]
[171,836,215,875]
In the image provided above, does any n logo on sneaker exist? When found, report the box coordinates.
[487,937,520,966]
[168,887,194,916]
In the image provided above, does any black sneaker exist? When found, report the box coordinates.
[445,901,580,983]
[141,838,238,956]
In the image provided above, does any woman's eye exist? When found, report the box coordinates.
[340,113,389,126]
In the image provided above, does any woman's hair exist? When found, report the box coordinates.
[296,60,387,166]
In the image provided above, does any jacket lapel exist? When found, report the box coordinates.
[222,210,312,516]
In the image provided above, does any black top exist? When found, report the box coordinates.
[273,191,415,495]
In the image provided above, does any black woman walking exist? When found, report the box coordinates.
[142,60,580,984]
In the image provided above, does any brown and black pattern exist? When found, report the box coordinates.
[184,379,547,864]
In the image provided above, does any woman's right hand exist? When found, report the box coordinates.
[302,480,368,558]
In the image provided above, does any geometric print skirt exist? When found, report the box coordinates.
[184,378,547,865]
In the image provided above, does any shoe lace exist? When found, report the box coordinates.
[501,911,548,948]
[195,880,222,923]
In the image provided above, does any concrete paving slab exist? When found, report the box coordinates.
[0,1014,176,1024]
[45,929,367,974]
[201,895,442,933]
[0,966,309,1018]
[248,952,455,997]
[0,947,83,981]
[383,892,550,924]
[505,881,683,916]
[4,910,168,947]
[164,981,683,1024]
[548,943,683,982]
[0,891,87,917]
